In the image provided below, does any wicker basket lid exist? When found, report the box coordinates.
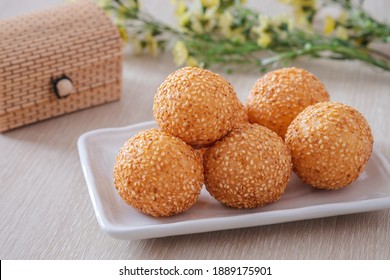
[0,0,123,132]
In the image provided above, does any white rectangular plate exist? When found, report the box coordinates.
[77,121,390,240]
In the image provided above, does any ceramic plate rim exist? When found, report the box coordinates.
[77,121,390,240]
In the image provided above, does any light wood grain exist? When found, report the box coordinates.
[1,0,390,259]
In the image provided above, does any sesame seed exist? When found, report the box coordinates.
[285,101,373,190]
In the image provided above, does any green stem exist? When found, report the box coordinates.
[109,0,390,73]
[260,43,390,71]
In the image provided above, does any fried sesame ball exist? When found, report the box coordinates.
[285,102,374,190]
[195,147,208,159]
[154,67,240,147]
[204,124,292,208]
[246,67,330,139]
[234,101,249,126]
[113,128,204,217]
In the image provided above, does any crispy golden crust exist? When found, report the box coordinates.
[113,128,204,217]
[285,102,374,189]
[194,147,208,159]
[154,67,240,147]
[204,124,292,208]
[246,67,330,139]
[234,101,249,127]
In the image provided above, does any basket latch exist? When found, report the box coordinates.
[52,75,75,99]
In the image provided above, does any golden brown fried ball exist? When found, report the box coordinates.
[234,101,249,126]
[204,124,292,208]
[246,67,330,139]
[113,128,204,217]
[154,67,240,147]
[195,147,208,159]
[285,102,374,190]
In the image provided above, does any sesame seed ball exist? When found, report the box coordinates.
[234,101,249,126]
[195,147,208,159]
[246,67,330,139]
[154,67,240,147]
[285,102,374,190]
[204,123,292,208]
[113,128,204,217]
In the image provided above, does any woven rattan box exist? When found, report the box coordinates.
[0,1,122,132]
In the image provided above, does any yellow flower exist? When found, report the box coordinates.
[178,0,219,33]
[186,56,199,67]
[279,0,317,10]
[294,8,311,28]
[282,0,316,29]
[279,0,316,8]
[173,41,189,65]
[178,13,191,27]
[294,0,316,8]
[258,15,270,32]
[203,5,219,32]
[323,16,336,35]
[117,5,129,20]
[201,0,220,9]
[175,0,187,17]
[191,18,204,34]
[230,28,246,43]
[219,10,234,37]
[145,31,158,56]
[175,0,190,28]
[335,26,349,40]
[338,11,348,25]
[252,15,270,36]
[257,32,272,48]
[117,25,129,42]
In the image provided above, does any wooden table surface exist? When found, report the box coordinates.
[1,0,390,259]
